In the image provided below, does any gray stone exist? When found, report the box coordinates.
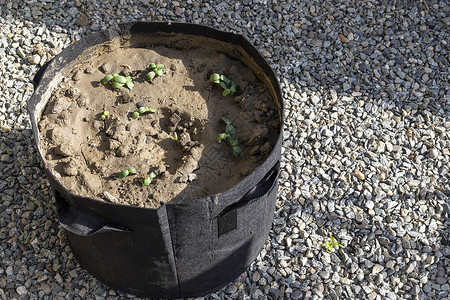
[16,286,27,295]
[225,283,237,294]
[319,270,329,279]
[29,54,41,65]
[436,277,447,285]
[371,264,384,275]
[102,191,119,203]
[428,148,439,158]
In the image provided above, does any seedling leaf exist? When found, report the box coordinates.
[222,89,230,96]
[219,81,228,90]
[112,82,123,89]
[102,75,113,84]
[119,170,129,178]
[138,107,147,114]
[156,64,164,69]
[155,69,164,76]
[233,146,242,158]
[132,112,139,119]
[146,71,156,81]
[128,167,137,175]
[125,80,134,90]
[220,75,230,84]
[322,235,344,253]
[210,73,220,83]
[112,73,119,81]
[226,124,235,136]
[100,110,109,120]
[24,232,31,244]
[218,116,242,159]
[221,117,231,125]
[115,75,127,84]
[147,108,156,113]
[217,133,228,143]
[230,82,237,93]
[172,132,178,141]
[143,172,157,186]
[149,63,156,69]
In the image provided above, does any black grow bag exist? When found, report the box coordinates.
[29,22,283,298]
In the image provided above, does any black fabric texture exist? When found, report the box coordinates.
[167,163,280,297]
[218,209,237,237]
[29,22,284,299]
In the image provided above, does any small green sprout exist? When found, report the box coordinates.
[140,172,157,186]
[146,63,165,81]
[171,132,178,141]
[210,73,237,96]
[132,107,156,119]
[119,167,137,178]
[100,110,110,121]
[322,235,344,253]
[24,232,31,244]
[102,73,134,90]
[217,117,242,158]
[210,73,221,84]
[102,74,113,84]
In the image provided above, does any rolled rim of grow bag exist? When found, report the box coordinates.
[29,22,284,298]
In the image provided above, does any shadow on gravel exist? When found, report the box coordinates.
[273,79,450,297]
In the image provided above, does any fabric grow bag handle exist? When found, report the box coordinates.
[241,161,280,201]
[217,161,280,225]
[54,191,132,238]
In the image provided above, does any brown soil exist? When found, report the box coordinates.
[38,35,279,208]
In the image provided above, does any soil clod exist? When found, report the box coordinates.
[72,70,83,81]
[169,113,181,128]
[85,65,95,74]
[121,92,133,103]
[54,143,74,157]
[99,62,114,73]
[62,159,79,176]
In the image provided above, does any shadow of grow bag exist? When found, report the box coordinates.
[28,22,283,299]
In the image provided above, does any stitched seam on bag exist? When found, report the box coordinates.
[163,205,182,297]
[207,198,215,265]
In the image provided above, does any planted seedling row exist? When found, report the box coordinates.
[99,63,242,188]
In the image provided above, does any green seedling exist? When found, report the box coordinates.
[118,166,137,178]
[102,73,134,90]
[171,132,178,141]
[24,232,31,244]
[132,112,140,119]
[102,74,113,84]
[140,172,156,186]
[146,63,165,81]
[210,73,237,96]
[322,235,344,253]
[100,110,110,121]
[131,107,156,119]
[217,117,242,158]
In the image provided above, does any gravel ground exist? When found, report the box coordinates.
[0,0,449,299]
